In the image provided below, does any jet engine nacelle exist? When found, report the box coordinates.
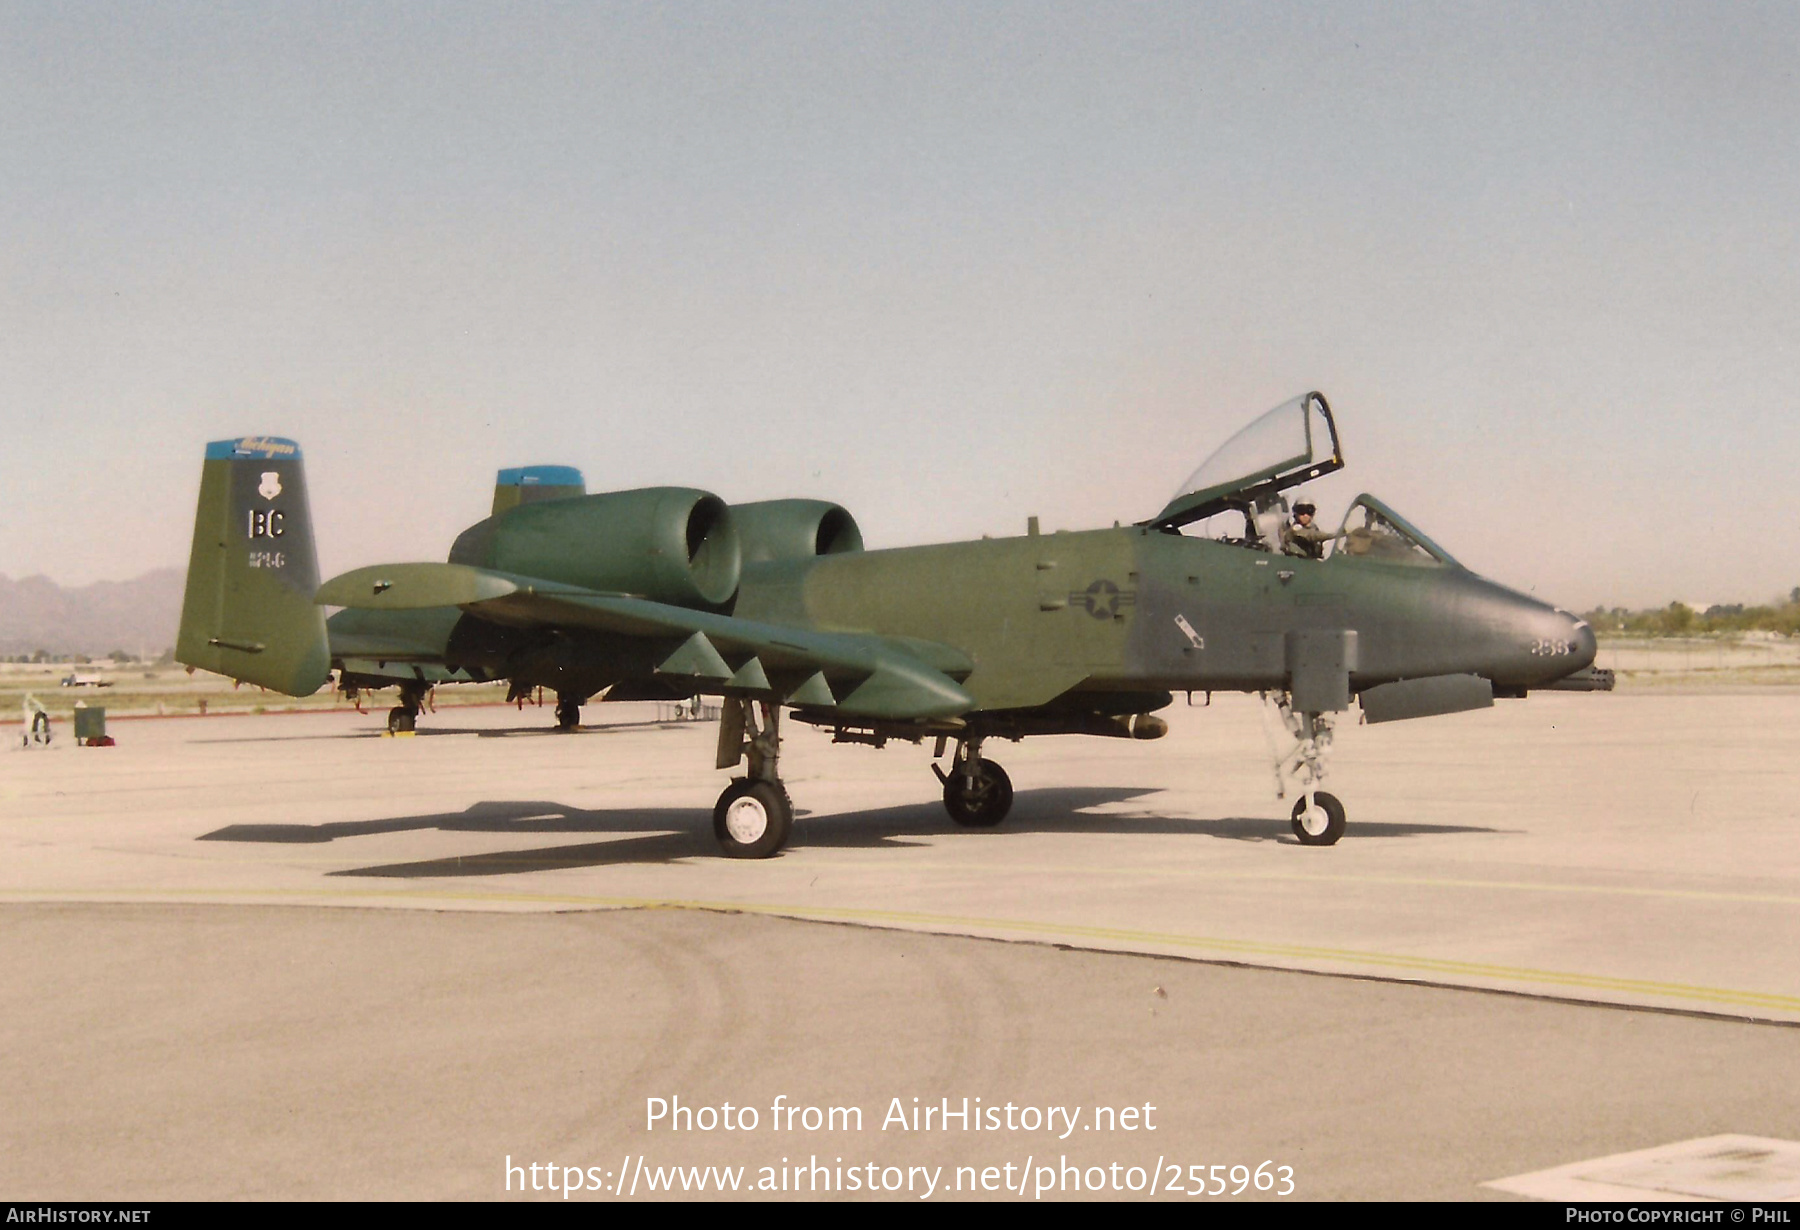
[732,499,864,564]
[449,486,741,609]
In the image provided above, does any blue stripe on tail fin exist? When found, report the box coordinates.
[492,464,586,515]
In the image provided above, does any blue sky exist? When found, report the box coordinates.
[4,2,1796,607]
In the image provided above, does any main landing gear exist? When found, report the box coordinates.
[1264,694,1346,846]
[934,736,1014,827]
[387,683,427,734]
[712,698,793,858]
[554,693,584,731]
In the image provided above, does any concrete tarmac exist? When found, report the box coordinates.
[2,692,1797,1198]
[2,905,1795,1201]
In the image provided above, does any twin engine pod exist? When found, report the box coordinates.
[733,498,864,563]
[448,489,862,610]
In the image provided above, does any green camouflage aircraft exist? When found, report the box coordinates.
[177,393,1609,858]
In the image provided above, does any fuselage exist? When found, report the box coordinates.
[736,525,1596,709]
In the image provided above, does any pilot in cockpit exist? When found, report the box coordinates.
[1282,499,1331,559]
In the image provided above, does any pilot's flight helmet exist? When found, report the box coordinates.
[1294,499,1316,516]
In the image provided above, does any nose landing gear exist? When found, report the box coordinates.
[1264,693,1347,846]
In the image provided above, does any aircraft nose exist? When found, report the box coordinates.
[1508,602,1596,683]
[1460,577,1598,687]
[1567,612,1597,672]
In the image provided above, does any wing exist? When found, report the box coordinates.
[315,562,975,721]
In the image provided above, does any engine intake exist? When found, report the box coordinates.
[733,499,864,563]
[449,486,741,609]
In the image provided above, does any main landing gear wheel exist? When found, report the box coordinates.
[1290,791,1346,846]
[943,760,1013,827]
[554,699,581,730]
[713,778,794,859]
[386,706,416,734]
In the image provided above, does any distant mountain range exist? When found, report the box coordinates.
[0,569,186,657]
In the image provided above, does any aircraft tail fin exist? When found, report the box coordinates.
[492,465,585,515]
[175,437,332,697]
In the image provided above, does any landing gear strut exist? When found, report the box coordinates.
[1264,693,1346,845]
[936,737,1013,827]
[554,694,583,731]
[387,683,426,734]
[712,698,793,858]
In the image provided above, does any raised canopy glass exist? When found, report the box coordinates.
[1149,392,1343,530]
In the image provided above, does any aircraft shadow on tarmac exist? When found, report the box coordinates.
[188,719,687,744]
[196,787,1504,879]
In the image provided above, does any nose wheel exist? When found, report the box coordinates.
[1290,791,1346,845]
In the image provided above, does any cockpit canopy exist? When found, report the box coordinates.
[1148,391,1464,569]
[1331,495,1461,568]
[1148,392,1343,531]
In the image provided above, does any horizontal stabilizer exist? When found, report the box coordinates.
[325,606,464,663]
[337,658,475,686]
[316,563,588,610]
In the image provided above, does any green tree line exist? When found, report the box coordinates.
[1584,589,1800,636]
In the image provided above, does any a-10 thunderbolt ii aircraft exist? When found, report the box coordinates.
[177,393,1610,858]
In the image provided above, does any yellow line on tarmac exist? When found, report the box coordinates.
[3,885,1797,1015]
[130,847,1800,908]
[222,858,1800,913]
[779,860,1800,909]
[1229,871,1800,908]
[1235,871,1800,908]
